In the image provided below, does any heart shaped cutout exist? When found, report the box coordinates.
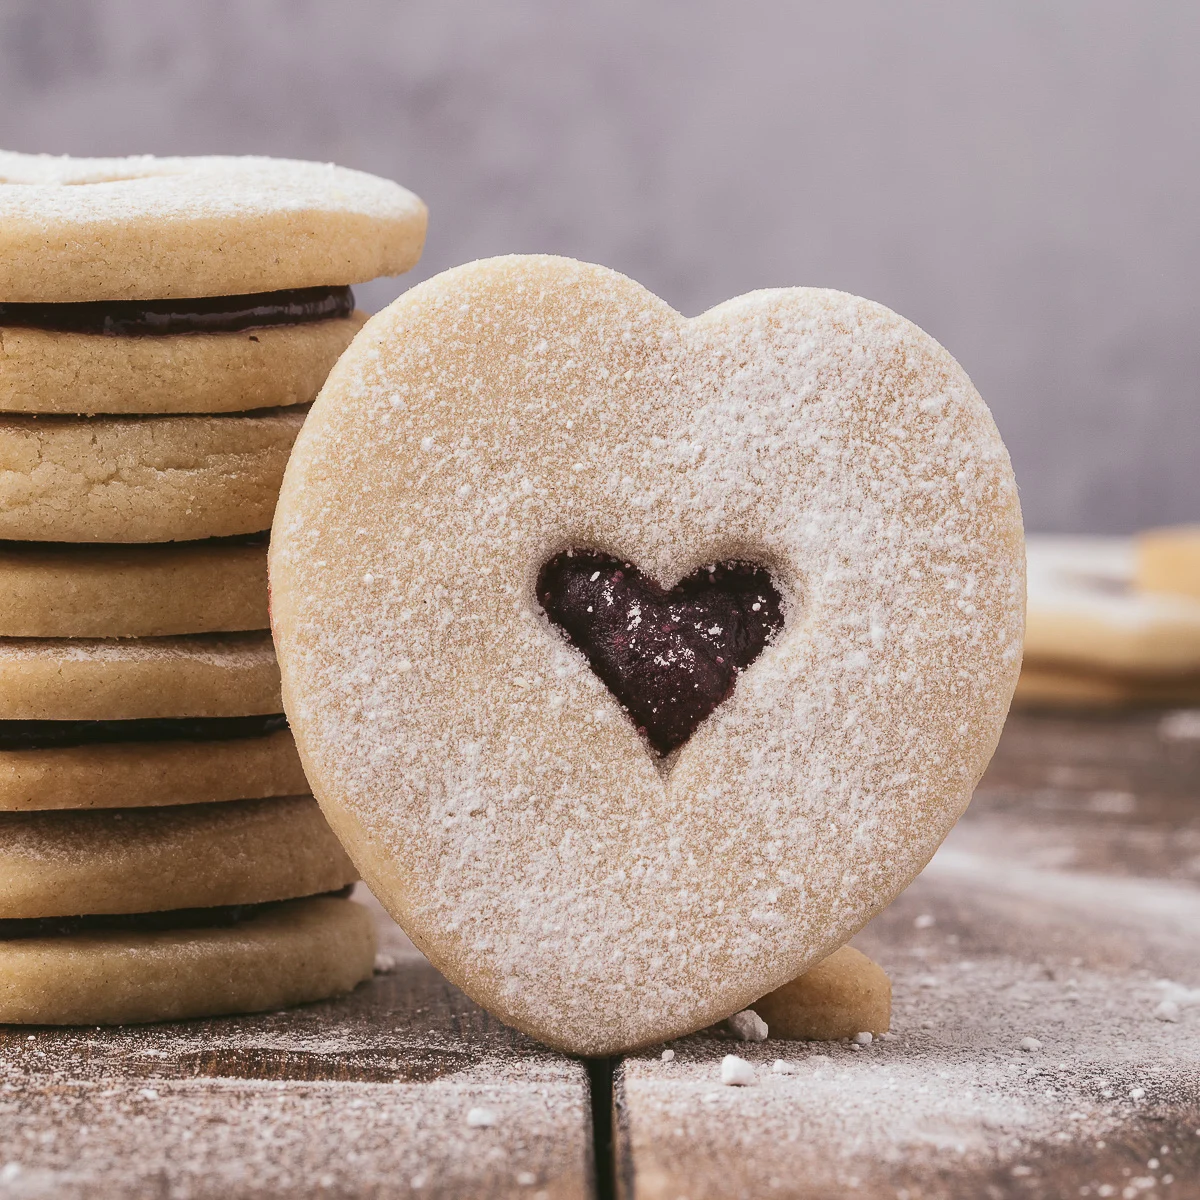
[270,255,1025,1056]
[537,550,783,755]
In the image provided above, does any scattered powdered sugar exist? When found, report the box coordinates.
[720,1055,755,1086]
[617,889,1200,1198]
[271,255,1025,1054]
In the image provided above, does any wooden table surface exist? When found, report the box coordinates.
[3,710,1199,1200]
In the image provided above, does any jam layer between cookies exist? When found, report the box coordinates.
[0,714,289,752]
[0,286,355,336]
[538,550,784,755]
[0,885,355,940]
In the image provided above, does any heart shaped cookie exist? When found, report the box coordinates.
[270,255,1024,1055]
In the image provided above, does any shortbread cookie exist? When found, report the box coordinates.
[0,151,427,302]
[752,945,891,1041]
[0,632,280,720]
[270,255,1024,1055]
[0,537,268,637]
[1025,536,1200,674]
[0,725,306,811]
[1014,662,1200,709]
[0,894,375,1024]
[0,314,365,415]
[0,406,305,542]
[1136,525,1200,601]
[0,795,356,918]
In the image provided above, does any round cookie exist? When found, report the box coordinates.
[0,314,365,415]
[0,406,306,542]
[0,151,427,303]
[270,255,1025,1056]
[0,894,375,1025]
[751,945,891,1041]
[0,538,268,637]
[0,794,356,918]
[0,728,307,811]
[0,631,280,720]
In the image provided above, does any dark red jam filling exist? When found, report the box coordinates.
[0,531,270,555]
[0,285,354,336]
[0,713,288,752]
[538,550,784,755]
[0,885,354,941]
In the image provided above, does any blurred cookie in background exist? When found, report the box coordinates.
[1019,532,1200,708]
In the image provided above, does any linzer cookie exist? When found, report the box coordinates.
[270,255,1025,1055]
[0,149,427,1022]
[0,299,367,415]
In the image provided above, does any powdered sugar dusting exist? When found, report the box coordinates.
[0,151,421,226]
[271,255,1025,1055]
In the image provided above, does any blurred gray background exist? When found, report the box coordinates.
[2,0,1196,534]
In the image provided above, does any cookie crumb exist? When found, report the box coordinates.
[721,1055,756,1086]
[661,1049,675,1062]
[853,1032,873,1046]
[726,1009,768,1042]
[466,1107,497,1127]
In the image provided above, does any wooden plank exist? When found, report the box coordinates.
[0,894,593,1200]
[614,711,1200,1199]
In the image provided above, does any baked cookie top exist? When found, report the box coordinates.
[270,255,1025,1055]
[0,151,427,302]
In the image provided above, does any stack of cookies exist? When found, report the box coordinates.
[0,151,426,1024]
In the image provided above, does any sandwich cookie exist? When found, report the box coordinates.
[0,406,306,542]
[270,255,1024,1055]
[0,303,366,415]
[0,794,356,918]
[0,893,376,1025]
